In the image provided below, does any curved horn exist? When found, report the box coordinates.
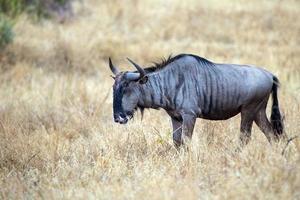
[124,72,140,81]
[127,58,145,78]
[109,57,119,75]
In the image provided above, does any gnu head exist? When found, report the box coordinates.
[109,58,148,124]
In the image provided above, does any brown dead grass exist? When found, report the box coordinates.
[0,0,300,199]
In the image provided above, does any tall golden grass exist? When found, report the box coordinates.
[0,0,299,199]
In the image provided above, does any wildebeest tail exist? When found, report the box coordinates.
[270,76,284,139]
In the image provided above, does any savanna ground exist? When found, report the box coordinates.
[0,0,300,199]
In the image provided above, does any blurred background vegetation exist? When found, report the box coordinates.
[0,0,71,17]
[0,15,13,49]
[0,0,72,50]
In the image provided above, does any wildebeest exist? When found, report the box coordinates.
[109,54,285,147]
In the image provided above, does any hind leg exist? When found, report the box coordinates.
[239,111,255,146]
[255,108,287,142]
[255,109,274,143]
[240,97,271,146]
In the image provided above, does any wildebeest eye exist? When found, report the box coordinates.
[123,82,129,87]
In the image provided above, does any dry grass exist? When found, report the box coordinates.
[0,0,300,199]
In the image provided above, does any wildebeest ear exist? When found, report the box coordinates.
[138,76,148,84]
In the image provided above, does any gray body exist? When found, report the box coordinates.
[109,54,284,147]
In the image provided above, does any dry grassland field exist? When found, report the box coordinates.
[0,0,300,199]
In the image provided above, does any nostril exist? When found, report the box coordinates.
[120,113,126,118]
[114,118,119,123]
